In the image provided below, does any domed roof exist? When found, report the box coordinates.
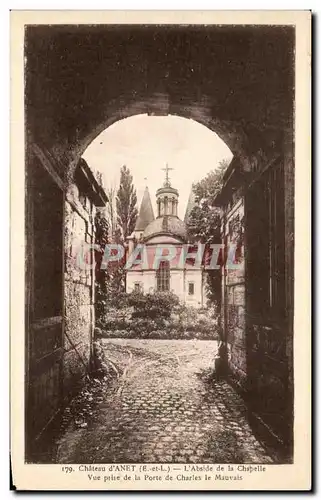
[143,215,187,241]
[156,186,179,196]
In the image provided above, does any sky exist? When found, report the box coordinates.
[82,114,233,220]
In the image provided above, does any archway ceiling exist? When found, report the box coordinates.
[25,25,294,165]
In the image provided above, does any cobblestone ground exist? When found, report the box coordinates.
[56,339,275,464]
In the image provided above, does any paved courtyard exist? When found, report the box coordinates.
[56,339,275,464]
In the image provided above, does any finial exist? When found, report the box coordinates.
[161,163,174,187]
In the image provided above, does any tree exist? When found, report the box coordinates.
[95,208,109,250]
[186,158,230,305]
[94,208,110,321]
[104,183,118,241]
[116,165,138,240]
[94,205,126,322]
[98,182,122,247]
[187,159,229,244]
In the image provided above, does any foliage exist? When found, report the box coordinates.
[186,159,230,307]
[205,270,222,308]
[104,291,130,309]
[116,165,138,240]
[104,184,119,241]
[94,166,139,323]
[128,290,180,319]
[187,159,229,245]
[96,297,219,341]
[95,207,109,249]
[97,329,219,341]
[94,208,110,321]
[94,208,126,322]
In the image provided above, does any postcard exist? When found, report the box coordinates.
[10,10,311,491]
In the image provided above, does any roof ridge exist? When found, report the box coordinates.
[135,186,155,231]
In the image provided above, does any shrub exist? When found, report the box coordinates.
[128,290,180,319]
[96,290,220,341]
[103,319,131,331]
[100,328,219,340]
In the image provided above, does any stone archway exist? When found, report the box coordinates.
[24,24,294,458]
[25,23,293,185]
[54,92,254,186]
[76,92,250,161]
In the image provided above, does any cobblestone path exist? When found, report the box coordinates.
[56,339,274,464]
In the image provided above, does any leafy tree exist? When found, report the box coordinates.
[116,165,138,240]
[95,207,109,249]
[94,205,125,323]
[94,208,110,321]
[95,166,138,322]
[106,185,118,241]
[186,158,230,306]
[187,159,229,244]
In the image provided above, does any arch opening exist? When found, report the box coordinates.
[66,93,252,180]
[81,112,234,221]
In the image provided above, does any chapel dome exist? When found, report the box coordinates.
[143,215,187,241]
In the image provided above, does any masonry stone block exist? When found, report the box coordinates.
[63,342,91,398]
[230,345,247,373]
[226,268,244,285]
[232,326,246,348]
[233,285,245,306]
[65,280,91,308]
[65,304,92,349]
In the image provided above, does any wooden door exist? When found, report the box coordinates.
[25,154,64,460]
[245,160,291,445]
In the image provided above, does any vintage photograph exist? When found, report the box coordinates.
[12,11,310,490]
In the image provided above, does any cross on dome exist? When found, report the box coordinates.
[162,164,174,187]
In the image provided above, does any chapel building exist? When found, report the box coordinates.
[126,169,205,307]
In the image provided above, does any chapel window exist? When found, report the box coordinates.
[156,261,170,292]
[134,282,142,293]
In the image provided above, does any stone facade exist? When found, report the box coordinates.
[25,148,107,449]
[223,198,246,388]
[216,151,294,450]
[63,160,107,399]
[126,267,205,308]
[64,198,94,396]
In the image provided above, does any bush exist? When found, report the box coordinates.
[103,319,131,331]
[128,290,180,319]
[96,290,220,341]
[101,328,219,341]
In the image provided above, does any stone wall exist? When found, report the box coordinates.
[63,183,96,398]
[25,145,109,447]
[217,149,294,448]
[184,269,204,308]
[223,198,246,388]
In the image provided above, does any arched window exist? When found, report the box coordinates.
[156,261,170,292]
